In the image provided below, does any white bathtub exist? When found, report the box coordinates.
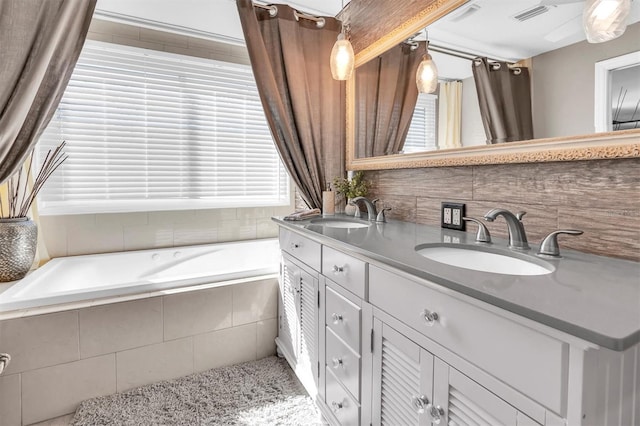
[0,238,280,313]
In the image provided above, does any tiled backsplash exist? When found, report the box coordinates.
[366,158,640,261]
[38,19,294,258]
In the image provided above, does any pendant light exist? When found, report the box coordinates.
[583,0,631,43]
[416,38,438,94]
[330,0,354,80]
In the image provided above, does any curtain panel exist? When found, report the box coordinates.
[355,42,425,158]
[0,0,96,184]
[437,81,462,150]
[236,0,345,209]
[472,57,533,144]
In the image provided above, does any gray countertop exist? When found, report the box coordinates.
[273,215,640,351]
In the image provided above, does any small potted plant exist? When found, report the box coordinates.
[0,142,67,282]
[333,171,369,215]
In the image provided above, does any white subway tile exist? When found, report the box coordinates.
[148,210,196,225]
[21,355,116,425]
[0,311,79,374]
[193,323,256,373]
[172,225,217,246]
[39,216,68,258]
[257,218,278,239]
[236,207,274,220]
[79,298,163,358]
[257,319,278,359]
[232,279,278,326]
[96,212,148,227]
[0,374,20,426]
[123,225,173,251]
[67,224,124,256]
[116,337,193,392]
[216,219,257,242]
[163,287,232,341]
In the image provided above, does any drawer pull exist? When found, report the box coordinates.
[332,265,344,273]
[290,242,300,250]
[331,401,344,412]
[427,404,445,424]
[332,357,344,369]
[411,395,429,414]
[331,313,344,324]
[422,309,439,326]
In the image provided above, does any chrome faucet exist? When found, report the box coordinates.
[351,197,379,222]
[483,208,530,250]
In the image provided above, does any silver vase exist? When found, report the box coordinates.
[0,218,37,282]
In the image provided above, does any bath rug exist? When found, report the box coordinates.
[72,356,323,425]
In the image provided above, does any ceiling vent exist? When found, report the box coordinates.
[449,3,481,22]
[512,5,552,22]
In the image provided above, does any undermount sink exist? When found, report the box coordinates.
[309,217,370,229]
[415,244,554,276]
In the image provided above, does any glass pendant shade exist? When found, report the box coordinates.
[416,54,438,94]
[583,0,631,43]
[330,33,355,80]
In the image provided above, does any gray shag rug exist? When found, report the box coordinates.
[72,357,323,425]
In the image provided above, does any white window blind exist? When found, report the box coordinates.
[37,40,289,215]
[403,93,438,153]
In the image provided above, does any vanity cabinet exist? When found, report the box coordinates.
[275,223,639,426]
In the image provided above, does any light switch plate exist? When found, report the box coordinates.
[441,202,466,231]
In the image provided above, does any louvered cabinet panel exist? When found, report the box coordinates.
[433,358,542,426]
[299,268,319,389]
[372,320,434,426]
[278,257,300,363]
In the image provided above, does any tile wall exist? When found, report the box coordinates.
[39,19,294,258]
[366,158,640,261]
[0,278,278,425]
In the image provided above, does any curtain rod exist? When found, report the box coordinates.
[428,43,517,66]
[253,2,326,28]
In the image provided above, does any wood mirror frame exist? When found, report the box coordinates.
[345,0,640,170]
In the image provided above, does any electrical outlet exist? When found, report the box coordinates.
[443,207,452,225]
[441,202,466,231]
[452,208,461,226]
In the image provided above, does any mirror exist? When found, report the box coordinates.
[347,0,640,169]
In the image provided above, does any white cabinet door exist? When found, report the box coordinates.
[371,318,434,426]
[433,358,541,426]
[278,256,300,364]
[278,254,319,395]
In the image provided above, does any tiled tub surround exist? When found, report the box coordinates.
[365,158,640,261]
[0,278,278,425]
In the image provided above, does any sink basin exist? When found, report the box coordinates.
[309,217,370,229]
[415,244,553,276]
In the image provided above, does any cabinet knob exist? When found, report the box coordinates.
[331,401,344,412]
[332,265,344,273]
[331,313,343,324]
[411,395,429,414]
[332,357,344,369]
[427,404,445,424]
[291,242,300,250]
[422,309,439,326]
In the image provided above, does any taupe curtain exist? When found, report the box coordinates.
[355,42,425,158]
[236,0,345,209]
[0,0,96,184]
[472,57,533,144]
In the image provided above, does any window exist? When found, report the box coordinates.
[403,93,438,153]
[37,40,289,215]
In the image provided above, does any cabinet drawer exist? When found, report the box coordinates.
[326,327,361,401]
[326,367,360,426]
[326,285,361,351]
[322,246,366,298]
[369,265,567,414]
[279,228,321,271]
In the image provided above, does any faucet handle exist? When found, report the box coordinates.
[538,229,583,257]
[516,211,527,221]
[463,217,492,243]
[376,206,391,223]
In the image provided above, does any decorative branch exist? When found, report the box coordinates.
[1,141,67,220]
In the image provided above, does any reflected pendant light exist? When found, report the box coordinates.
[416,41,438,94]
[330,1,354,80]
[583,0,631,43]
